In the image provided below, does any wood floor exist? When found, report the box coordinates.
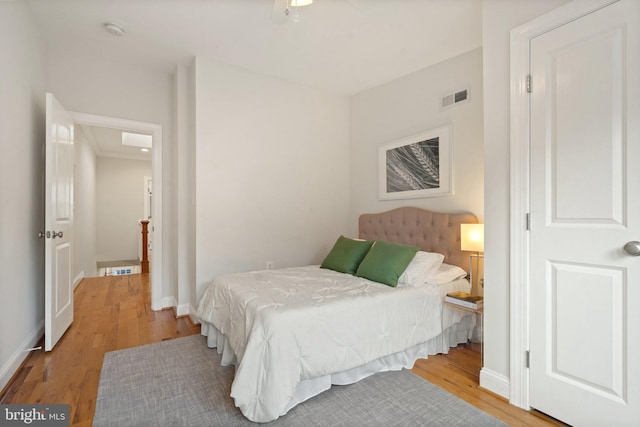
[0,273,199,427]
[1,273,565,426]
[412,348,566,426]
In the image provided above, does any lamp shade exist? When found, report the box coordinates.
[461,224,484,252]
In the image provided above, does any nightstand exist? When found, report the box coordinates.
[444,300,483,367]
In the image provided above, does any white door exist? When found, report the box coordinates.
[529,1,640,425]
[44,93,75,351]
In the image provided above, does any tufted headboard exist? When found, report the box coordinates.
[359,207,478,274]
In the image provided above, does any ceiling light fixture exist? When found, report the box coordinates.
[141,148,149,152]
[104,23,125,37]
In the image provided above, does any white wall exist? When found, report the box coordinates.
[95,157,152,262]
[481,0,571,395]
[0,0,46,391]
[188,62,198,312]
[349,48,484,232]
[193,57,350,298]
[46,48,175,297]
[174,63,196,316]
[73,127,97,279]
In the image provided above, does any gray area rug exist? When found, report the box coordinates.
[94,335,507,426]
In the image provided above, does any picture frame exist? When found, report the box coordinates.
[378,125,452,200]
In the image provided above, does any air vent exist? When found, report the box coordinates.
[440,88,469,110]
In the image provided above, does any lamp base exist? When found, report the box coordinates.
[469,253,484,292]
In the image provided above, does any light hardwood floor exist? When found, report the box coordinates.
[1,273,564,426]
[412,347,566,426]
[0,274,199,426]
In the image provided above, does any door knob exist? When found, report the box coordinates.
[623,241,640,256]
[52,231,63,239]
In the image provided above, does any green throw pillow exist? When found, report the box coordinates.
[320,236,374,275]
[355,240,420,287]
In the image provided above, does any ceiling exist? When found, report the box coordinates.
[27,0,483,96]
[79,125,152,161]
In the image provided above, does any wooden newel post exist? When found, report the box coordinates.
[140,220,150,274]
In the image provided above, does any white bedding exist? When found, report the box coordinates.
[196,265,472,423]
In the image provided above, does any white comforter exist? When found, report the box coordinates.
[196,266,468,423]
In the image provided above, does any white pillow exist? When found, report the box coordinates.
[425,263,468,287]
[397,251,445,286]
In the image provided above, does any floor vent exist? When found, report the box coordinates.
[99,266,140,276]
[97,260,141,276]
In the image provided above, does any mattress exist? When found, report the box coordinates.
[196,265,473,423]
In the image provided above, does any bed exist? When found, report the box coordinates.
[196,207,479,423]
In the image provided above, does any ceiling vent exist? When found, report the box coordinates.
[440,87,469,110]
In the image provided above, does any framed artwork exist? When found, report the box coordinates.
[378,125,452,200]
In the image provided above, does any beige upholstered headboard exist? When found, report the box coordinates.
[359,207,478,274]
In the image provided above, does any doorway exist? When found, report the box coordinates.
[70,111,163,311]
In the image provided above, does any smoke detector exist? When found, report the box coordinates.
[104,23,125,37]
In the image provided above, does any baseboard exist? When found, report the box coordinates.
[73,271,85,289]
[188,304,200,325]
[161,296,177,309]
[0,321,44,393]
[479,367,510,399]
[176,303,190,317]
[162,299,199,324]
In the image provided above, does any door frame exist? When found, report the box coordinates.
[509,0,619,409]
[70,111,163,311]
[143,176,152,221]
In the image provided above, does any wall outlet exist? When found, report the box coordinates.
[266,261,274,270]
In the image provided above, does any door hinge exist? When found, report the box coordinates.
[525,213,530,231]
[525,350,530,368]
[526,74,532,93]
